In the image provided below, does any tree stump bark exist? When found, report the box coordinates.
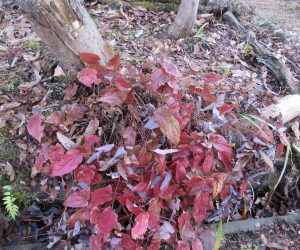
[17,0,108,77]
[168,0,200,38]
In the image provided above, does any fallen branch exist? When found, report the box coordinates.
[223,214,300,234]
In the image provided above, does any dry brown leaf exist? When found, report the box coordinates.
[85,118,99,135]
[57,132,77,150]
[259,150,274,172]
[0,102,21,112]
[3,162,15,181]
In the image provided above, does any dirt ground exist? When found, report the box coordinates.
[244,0,300,35]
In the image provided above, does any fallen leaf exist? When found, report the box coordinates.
[123,127,136,147]
[77,68,98,87]
[162,61,182,77]
[115,75,132,92]
[259,150,274,172]
[64,189,90,208]
[154,106,180,145]
[79,53,100,64]
[203,73,222,84]
[52,149,83,176]
[90,185,112,208]
[259,125,275,144]
[57,132,77,150]
[131,212,149,239]
[64,82,78,101]
[27,113,44,142]
[99,87,127,106]
[97,207,118,236]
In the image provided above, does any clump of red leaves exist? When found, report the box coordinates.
[28,52,245,249]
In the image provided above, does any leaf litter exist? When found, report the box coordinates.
[0,0,300,249]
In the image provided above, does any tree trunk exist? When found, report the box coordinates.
[168,0,200,38]
[17,0,108,77]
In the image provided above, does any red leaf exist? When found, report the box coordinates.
[90,235,102,250]
[66,104,88,123]
[134,182,148,192]
[211,135,233,154]
[79,53,100,64]
[77,68,98,87]
[218,151,233,171]
[202,150,213,173]
[68,208,90,228]
[64,189,90,208]
[148,199,161,230]
[276,143,285,157]
[90,207,101,224]
[97,207,118,236]
[64,82,78,101]
[52,149,83,176]
[259,124,275,143]
[123,127,137,147]
[107,54,120,70]
[203,72,222,84]
[189,85,202,95]
[27,113,44,142]
[45,111,65,125]
[192,239,204,250]
[154,106,180,145]
[126,200,144,216]
[181,103,193,129]
[115,75,132,92]
[159,185,178,201]
[175,160,187,183]
[178,212,194,242]
[167,78,179,94]
[75,165,96,185]
[193,192,210,224]
[90,185,112,208]
[219,103,234,115]
[151,68,166,93]
[121,233,137,250]
[99,87,127,106]
[177,241,190,250]
[200,85,216,103]
[148,240,161,250]
[48,144,64,164]
[239,180,248,196]
[131,211,149,239]
[162,61,182,78]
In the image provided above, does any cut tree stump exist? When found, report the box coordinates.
[262,94,300,123]
[17,0,109,77]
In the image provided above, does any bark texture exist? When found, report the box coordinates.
[168,0,200,38]
[17,0,108,77]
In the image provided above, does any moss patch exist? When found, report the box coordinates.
[136,1,178,12]
[0,127,16,162]
[2,77,23,92]
[23,40,41,50]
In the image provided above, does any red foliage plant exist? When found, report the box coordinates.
[31,52,244,249]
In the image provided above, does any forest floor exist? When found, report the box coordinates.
[244,0,300,35]
[0,0,300,249]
